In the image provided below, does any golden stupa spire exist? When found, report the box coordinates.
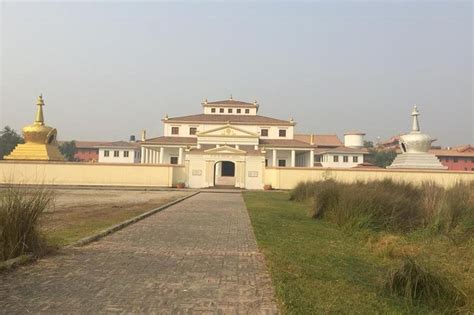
[4,94,65,161]
[35,94,45,125]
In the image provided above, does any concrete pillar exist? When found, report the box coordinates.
[178,147,183,165]
[141,147,145,164]
[272,149,277,167]
[310,150,315,167]
[159,147,164,164]
[291,150,295,167]
[145,148,150,164]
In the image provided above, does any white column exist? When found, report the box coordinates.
[272,149,277,167]
[141,147,145,164]
[178,147,183,165]
[159,147,164,164]
[152,149,157,164]
[310,150,314,167]
[291,150,295,167]
[145,148,150,164]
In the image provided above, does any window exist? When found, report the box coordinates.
[333,155,339,162]
[237,109,241,114]
[171,127,179,135]
[228,108,233,113]
[261,129,269,137]
[453,158,458,163]
[315,155,321,162]
[245,109,250,114]
[472,168,474,171]
[219,108,224,113]
[189,127,197,135]
[104,150,109,157]
[211,108,216,113]
[170,156,178,165]
[114,150,119,157]
[279,130,286,137]
[343,156,348,163]
[265,159,268,167]
[353,156,358,163]
[278,159,286,167]
[124,151,129,158]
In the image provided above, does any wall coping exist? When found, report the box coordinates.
[264,166,474,175]
[0,160,185,168]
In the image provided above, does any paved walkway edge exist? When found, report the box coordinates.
[0,254,35,273]
[69,191,200,247]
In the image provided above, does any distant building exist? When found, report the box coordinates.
[429,145,474,171]
[74,141,107,162]
[140,97,368,188]
[377,135,403,150]
[97,141,141,164]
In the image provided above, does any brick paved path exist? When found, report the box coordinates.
[0,193,278,314]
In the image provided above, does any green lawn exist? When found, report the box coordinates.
[244,191,444,314]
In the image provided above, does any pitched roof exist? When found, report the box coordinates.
[70,141,112,149]
[429,146,474,157]
[313,146,368,154]
[143,136,197,145]
[164,114,294,126]
[259,139,314,148]
[203,99,257,107]
[96,141,140,149]
[294,134,343,147]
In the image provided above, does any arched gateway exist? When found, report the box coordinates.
[185,143,265,189]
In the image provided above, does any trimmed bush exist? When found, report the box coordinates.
[0,185,54,261]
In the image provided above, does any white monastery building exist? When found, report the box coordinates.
[139,97,367,189]
[97,141,141,164]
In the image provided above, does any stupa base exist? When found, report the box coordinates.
[4,143,65,161]
[387,153,447,170]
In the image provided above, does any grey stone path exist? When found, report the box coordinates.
[0,193,278,314]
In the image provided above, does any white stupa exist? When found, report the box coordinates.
[388,106,447,170]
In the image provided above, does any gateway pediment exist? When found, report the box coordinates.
[204,145,247,155]
[197,125,258,138]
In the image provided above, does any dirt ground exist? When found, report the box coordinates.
[40,189,192,246]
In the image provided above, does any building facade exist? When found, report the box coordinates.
[140,97,367,189]
[98,141,141,164]
[430,145,474,171]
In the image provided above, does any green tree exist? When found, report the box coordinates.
[59,140,77,161]
[366,148,397,168]
[0,126,24,159]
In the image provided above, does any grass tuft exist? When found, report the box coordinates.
[0,184,54,261]
[386,257,466,310]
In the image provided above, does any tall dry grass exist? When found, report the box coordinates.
[291,179,474,236]
[0,184,54,261]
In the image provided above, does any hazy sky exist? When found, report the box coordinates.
[1,1,472,146]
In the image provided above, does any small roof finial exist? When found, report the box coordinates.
[229,94,233,100]
[35,94,45,125]
[37,94,45,106]
[204,98,208,104]
[411,105,420,132]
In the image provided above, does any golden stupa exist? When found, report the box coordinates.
[5,94,65,161]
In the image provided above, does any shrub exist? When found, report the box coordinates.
[386,258,466,310]
[0,184,54,261]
